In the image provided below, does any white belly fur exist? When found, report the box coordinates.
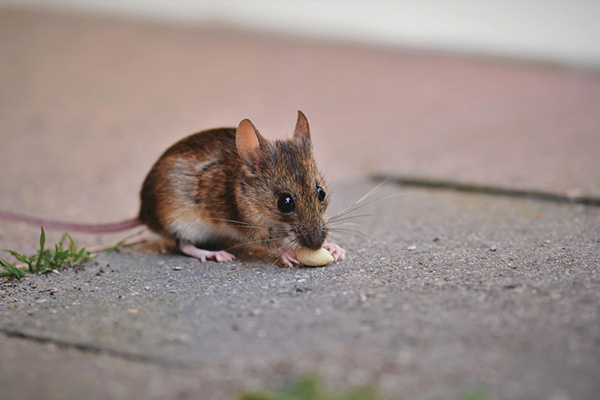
[171,221,217,244]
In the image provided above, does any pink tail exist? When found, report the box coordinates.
[0,210,142,233]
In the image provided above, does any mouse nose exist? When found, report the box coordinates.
[296,226,326,250]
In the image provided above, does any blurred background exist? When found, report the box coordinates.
[7,0,600,68]
[1,0,599,246]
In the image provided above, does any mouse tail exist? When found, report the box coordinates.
[0,210,143,233]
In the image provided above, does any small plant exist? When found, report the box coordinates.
[0,257,25,279]
[1,227,92,278]
[460,389,485,400]
[237,375,486,400]
[238,375,377,400]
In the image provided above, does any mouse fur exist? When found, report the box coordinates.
[139,111,345,266]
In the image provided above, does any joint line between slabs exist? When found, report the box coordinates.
[0,328,185,367]
[372,175,600,207]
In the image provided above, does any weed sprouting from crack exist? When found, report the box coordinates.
[1,227,93,279]
[237,375,377,400]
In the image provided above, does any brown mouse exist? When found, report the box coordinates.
[139,110,344,266]
[1,111,345,267]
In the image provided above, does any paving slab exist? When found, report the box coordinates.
[0,334,229,400]
[2,181,599,400]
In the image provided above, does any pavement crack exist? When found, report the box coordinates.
[0,328,186,368]
[373,174,600,206]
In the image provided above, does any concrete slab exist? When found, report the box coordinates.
[0,334,230,400]
[2,181,599,400]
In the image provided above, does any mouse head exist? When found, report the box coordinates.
[236,111,329,250]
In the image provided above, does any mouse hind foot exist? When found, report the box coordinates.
[179,241,235,263]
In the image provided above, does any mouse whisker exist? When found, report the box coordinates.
[209,217,258,226]
[255,237,297,267]
[356,178,390,202]
[330,179,390,217]
[329,192,403,223]
[329,222,363,227]
[327,222,366,233]
[328,213,381,225]
[330,227,385,243]
[329,226,389,250]
[223,235,289,252]
[208,218,287,232]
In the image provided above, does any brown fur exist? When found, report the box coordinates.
[139,111,330,253]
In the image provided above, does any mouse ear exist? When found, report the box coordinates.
[236,118,265,167]
[293,110,312,151]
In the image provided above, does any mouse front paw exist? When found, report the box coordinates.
[323,242,346,261]
[280,248,300,268]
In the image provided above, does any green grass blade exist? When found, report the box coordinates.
[75,247,92,262]
[66,233,77,254]
[33,227,46,273]
[2,249,31,266]
[0,258,25,279]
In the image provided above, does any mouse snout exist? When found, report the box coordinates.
[296,226,327,250]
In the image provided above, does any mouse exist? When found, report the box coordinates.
[0,111,345,267]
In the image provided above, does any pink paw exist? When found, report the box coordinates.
[280,248,300,268]
[179,243,235,263]
[210,250,236,263]
[323,242,346,261]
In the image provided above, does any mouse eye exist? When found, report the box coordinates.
[277,193,295,213]
[317,186,326,202]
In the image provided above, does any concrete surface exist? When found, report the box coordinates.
[1,7,599,400]
[2,182,599,400]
